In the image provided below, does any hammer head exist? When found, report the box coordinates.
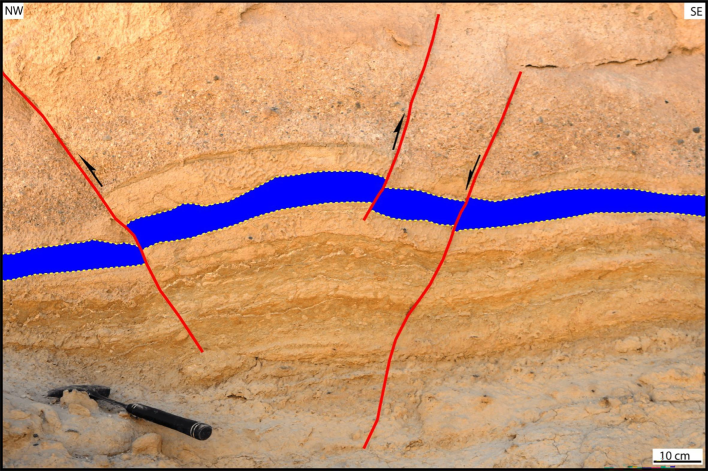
[47,385,111,399]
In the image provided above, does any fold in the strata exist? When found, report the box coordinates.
[4,171,705,280]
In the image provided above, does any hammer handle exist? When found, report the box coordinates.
[126,403,212,440]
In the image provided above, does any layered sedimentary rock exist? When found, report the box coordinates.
[3,3,705,467]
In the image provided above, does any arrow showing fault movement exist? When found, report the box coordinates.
[392,114,405,150]
[466,155,481,189]
[79,155,103,187]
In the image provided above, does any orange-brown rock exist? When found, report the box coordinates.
[2,3,704,468]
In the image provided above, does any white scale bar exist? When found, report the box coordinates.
[653,448,703,465]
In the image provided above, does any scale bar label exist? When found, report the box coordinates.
[653,448,703,465]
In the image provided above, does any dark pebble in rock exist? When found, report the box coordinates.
[677,139,684,144]
[96,56,101,60]
[533,151,540,156]
[617,134,620,138]
[33,443,38,446]
[214,75,220,81]
[536,117,543,124]
[33,434,39,438]
[248,236,253,240]
[624,130,630,135]
[693,127,700,133]
[157,91,162,95]
[665,100,669,104]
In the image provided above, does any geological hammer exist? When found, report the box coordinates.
[48,385,212,440]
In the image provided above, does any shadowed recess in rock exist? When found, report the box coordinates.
[3,172,705,281]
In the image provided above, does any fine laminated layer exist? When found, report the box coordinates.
[3,171,705,281]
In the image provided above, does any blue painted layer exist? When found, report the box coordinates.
[457,190,706,230]
[127,172,383,248]
[3,171,705,281]
[3,241,143,281]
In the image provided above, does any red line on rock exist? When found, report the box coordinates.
[362,14,440,221]
[3,71,205,354]
[363,71,522,449]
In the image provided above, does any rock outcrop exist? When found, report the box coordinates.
[3,3,704,468]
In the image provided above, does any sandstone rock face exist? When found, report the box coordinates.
[60,390,99,413]
[132,433,162,456]
[66,403,91,418]
[2,3,705,468]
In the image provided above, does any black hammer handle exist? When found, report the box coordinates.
[125,403,212,440]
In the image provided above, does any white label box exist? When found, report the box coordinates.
[3,3,23,20]
[653,448,703,465]
[684,3,706,19]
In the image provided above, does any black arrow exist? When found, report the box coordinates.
[79,155,103,187]
[392,114,405,150]
[466,155,481,190]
